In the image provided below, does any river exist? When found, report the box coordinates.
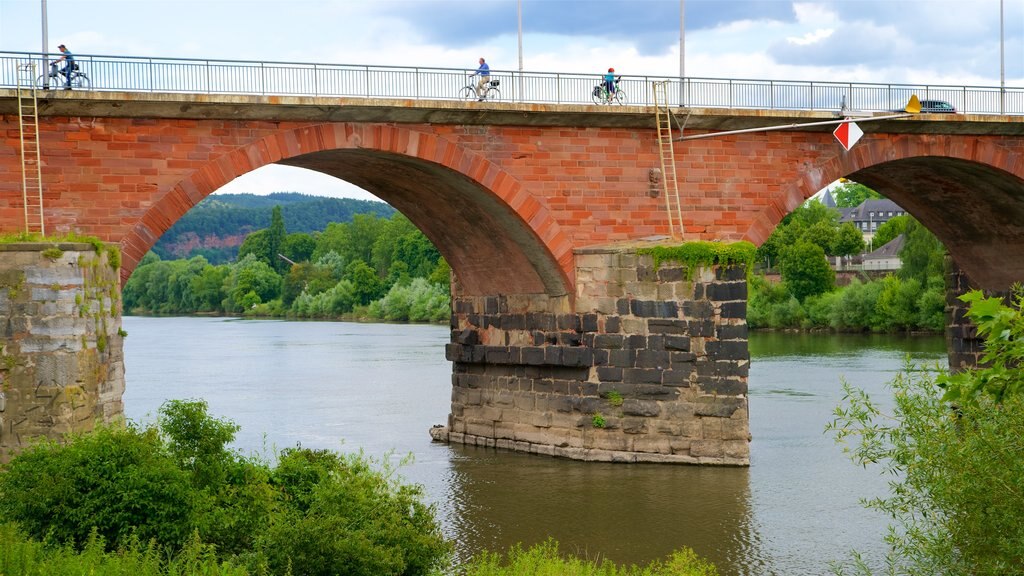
[121,317,947,575]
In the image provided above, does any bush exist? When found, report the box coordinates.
[259,451,451,576]
[0,424,196,552]
[829,289,1024,574]
[462,538,718,576]
[0,400,450,575]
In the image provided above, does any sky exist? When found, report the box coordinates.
[2,0,1021,201]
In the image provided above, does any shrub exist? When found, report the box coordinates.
[462,538,718,576]
[258,451,451,576]
[829,288,1024,574]
[0,425,196,552]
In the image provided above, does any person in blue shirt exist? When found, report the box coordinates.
[54,44,75,89]
[473,57,490,100]
[603,67,617,100]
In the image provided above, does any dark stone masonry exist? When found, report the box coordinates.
[430,245,751,465]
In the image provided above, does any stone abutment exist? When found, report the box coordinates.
[432,246,751,465]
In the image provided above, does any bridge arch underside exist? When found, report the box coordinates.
[278,149,569,298]
[850,156,1024,292]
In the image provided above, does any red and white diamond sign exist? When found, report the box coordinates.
[833,121,863,151]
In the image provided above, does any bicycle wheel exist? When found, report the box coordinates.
[591,88,606,105]
[612,90,627,105]
[459,86,477,101]
[484,86,500,101]
[35,74,48,89]
[71,73,89,90]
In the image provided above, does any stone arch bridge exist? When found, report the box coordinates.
[1,90,1022,464]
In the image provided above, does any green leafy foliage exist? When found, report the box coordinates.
[937,288,1024,406]
[828,289,1024,574]
[0,400,451,575]
[462,538,718,576]
[832,180,883,208]
[779,240,834,302]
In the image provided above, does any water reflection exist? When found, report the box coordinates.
[750,331,946,360]
[442,445,765,571]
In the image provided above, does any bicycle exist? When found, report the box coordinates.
[37,60,90,90]
[460,74,500,101]
[592,77,626,105]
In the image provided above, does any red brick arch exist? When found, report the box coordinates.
[743,134,1024,291]
[120,123,575,297]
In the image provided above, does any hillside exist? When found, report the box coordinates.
[153,193,395,263]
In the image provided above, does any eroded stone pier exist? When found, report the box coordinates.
[0,243,125,463]
[431,245,751,465]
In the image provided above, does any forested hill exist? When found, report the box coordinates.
[153,192,395,263]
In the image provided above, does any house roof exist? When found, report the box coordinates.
[839,198,906,223]
[864,234,906,260]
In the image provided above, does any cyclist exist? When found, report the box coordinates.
[52,44,75,89]
[603,67,617,102]
[472,57,490,101]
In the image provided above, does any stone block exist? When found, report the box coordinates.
[623,368,662,384]
[704,340,749,362]
[689,439,725,458]
[706,281,746,302]
[647,319,688,334]
[621,399,661,417]
[720,301,746,319]
[603,315,621,333]
[593,334,625,349]
[635,350,670,369]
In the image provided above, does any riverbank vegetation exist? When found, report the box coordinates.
[749,196,946,333]
[829,288,1024,574]
[0,400,719,576]
[123,207,451,323]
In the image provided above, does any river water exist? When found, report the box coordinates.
[121,317,946,575]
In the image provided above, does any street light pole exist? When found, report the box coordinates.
[679,0,685,105]
[517,0,523,102]
[41,0,49,87]
[1000,0,1005,113]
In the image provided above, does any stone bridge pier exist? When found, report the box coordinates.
[432,245,751,465]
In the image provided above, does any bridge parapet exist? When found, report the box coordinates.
[433,245,751,465]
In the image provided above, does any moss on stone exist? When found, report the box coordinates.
[638,241,757,272]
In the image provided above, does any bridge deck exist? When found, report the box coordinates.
[2,89,1022,135]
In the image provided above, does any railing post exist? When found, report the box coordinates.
[769,80,774,110]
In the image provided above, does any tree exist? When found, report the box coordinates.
[284,232,316,264]
[898,217,945,286]
[267,206,287,274]
[829,290,1024,574]
[779,240,834,302]
[832,179,883,208]
[830,222,865,257]
[344,259,385,306]
[871,214,909,249]
[223,254,281,312]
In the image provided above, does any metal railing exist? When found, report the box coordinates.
[3,51,1022,115]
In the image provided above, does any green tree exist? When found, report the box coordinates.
[830,222,866,257]
[871,214,909,249]
[267,206,287,274]
[222,254,282,312]
[832,179,882,208]
[284,231,317,264]
[779,240,834,302]
[898,217,945,286]
[344,259,385,306]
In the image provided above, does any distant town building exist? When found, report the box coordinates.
[838,199,907,241]
[861,234,905,271]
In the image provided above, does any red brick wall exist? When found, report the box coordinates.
[2,115,1023,294]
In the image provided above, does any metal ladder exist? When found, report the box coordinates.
[652,81,683,239]
[17,62,45,235]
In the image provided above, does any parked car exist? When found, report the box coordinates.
[918,99,957,114]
